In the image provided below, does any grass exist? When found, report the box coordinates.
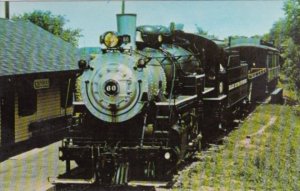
[278,74,299,104]
[175,105,300,191]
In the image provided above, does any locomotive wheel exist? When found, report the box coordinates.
[95,160,116,184]
[128,161,155,179]
[128,160,171,181]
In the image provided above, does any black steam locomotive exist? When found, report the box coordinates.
[51,14,280,186]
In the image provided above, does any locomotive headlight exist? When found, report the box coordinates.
[164,152,171,160]
[219,82,224,94]
[101,31,119,48]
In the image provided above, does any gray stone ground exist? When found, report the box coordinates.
[0,142,169,191]
[0,141,76,191]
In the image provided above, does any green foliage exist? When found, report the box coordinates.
[282,38,300,88]
[12,10,82,47]
[265,0,300,101]
[250,34,263,39]
[269,18,288,47]
[283,0,300,44]
[278,74,299,104]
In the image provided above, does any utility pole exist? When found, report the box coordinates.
[5,1,9,19]
[121,0,125,14]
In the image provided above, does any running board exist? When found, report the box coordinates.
[128,180,169,187]
[48,174,96,185]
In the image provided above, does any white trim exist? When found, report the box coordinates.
[73,101,84,105]
[228,79,247,91]
[185,74,205,79]
[203,94,227,101]
[156,95,197,106]
[202,87,214,94]
[248,68,266,79]
[128,181,169,187]
[195,74,205,78]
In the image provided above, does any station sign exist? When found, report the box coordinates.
[33,79,50,90]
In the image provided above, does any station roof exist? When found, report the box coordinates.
[0,19,79,78]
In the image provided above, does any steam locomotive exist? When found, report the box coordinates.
[51,14,280,186]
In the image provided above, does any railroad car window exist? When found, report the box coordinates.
[18,82,37,117]
[275,55,279,66]
[60,79,74,108]
[267,54,272,68]
[257,50,264,67]
[272,54,276,68]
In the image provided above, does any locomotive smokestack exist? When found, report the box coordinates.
[5,1,9,19]
[117,14,137,49]
[121,0,125,14]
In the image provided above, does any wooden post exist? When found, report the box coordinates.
[64,78,71,116]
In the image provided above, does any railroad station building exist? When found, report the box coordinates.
[0,18,78,151]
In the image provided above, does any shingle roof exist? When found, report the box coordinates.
[0,19,79,77]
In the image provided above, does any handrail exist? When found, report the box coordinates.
[248,68,267,79]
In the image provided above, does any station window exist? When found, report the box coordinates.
[18,82,37,116]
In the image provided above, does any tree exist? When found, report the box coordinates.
[268,18,288,47]
[282,0,300,93]
[283,0,300,44]
[13,10,82,46]
[266,0,300,100]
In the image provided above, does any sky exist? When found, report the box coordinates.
[0,0,285,48]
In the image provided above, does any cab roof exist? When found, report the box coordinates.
[228,37,279,52]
